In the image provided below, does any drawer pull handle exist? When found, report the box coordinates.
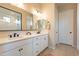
[21,48,23,50]
[19,48,23,51]
[19,49,21,51]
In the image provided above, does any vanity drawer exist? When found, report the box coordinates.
[33,42,40,48]
[32,45,40,56]
[32,39,41,56]
[0,38,32,54]
[1,46,20,56]
[32,37,40,42]
[33,49,40,56]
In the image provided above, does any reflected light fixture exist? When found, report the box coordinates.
[11,3,24,8]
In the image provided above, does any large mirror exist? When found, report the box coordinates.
[0,6,22,31]
[37,19,50,31]
[26,16,33,31]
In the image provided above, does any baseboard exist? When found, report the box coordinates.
[59,43,72,46]
[48,46,56,49]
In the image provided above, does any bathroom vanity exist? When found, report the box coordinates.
[0,33,48,56]
[0,4,49,56]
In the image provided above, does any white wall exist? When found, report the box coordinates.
[41,4,56,49]
[54,5,59,44]
[77,4,79,49]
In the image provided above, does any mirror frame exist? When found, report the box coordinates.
[0,6,22,31]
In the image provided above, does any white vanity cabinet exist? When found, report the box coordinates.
[42,35,48,49]
[32,34,48,56]
[32,36,41,56]
[2,44,33,56]
[1,47,21,56]
[40,35,48,52]
[0,34,48,56]
[1,38,33,56]
[20,43,32,56]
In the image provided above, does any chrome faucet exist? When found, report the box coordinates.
[26,32,31,35]
[14,33,17,37]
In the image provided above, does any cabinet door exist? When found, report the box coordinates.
[20,44,33,56]
[32,42,40,56]
[40,35,48,51]
[40,36,45,51]
[43,35,48,48]
[32,37,41,56]
[1,48,20,56]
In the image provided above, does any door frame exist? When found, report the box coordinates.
[57,9,74,46]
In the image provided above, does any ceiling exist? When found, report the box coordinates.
[56,3,77,10]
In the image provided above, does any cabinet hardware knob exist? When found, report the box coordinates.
[19,49,21,51]
[21,48,23,50]
[19,48,23,51]
[70,32,72,34]
[56,32,58,33]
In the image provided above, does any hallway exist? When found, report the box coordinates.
[40,44,79,56]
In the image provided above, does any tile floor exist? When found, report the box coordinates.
[39,44,79,56]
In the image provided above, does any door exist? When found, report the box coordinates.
[59,9,73,45]
[43,35,48,48]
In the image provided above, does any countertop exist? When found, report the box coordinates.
[0,32,48,45]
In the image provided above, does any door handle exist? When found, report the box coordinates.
[69,32,72,34]
[56,32,58,33]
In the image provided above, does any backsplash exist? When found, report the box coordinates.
[0,31,27,39]
[0,31,38,39]
[0,30,48,39]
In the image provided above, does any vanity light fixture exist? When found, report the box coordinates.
[15,20,20,24]
[32,9,47,20]
[3,16,10,23]
[11,3,24,9]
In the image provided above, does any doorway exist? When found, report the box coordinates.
[55,4,77,47]
[59,9,73,45]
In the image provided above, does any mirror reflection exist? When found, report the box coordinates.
[0,6,22,30]
[26,16,33,31]
[37,19,50,31]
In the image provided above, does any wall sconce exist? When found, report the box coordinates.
[11,3,24,9]
[32,9,47,20]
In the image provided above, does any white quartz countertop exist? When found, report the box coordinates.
[0,32,48,45]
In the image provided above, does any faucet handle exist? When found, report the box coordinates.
[8,35,12,38]
[17,34,19,37]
